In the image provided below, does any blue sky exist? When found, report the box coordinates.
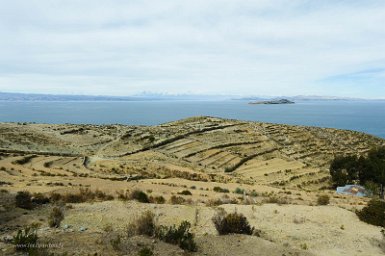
[0,0,384,98]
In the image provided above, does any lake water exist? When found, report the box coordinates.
[0,100,384,139]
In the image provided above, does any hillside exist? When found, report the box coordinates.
[0,117,384,255]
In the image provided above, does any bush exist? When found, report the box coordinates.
[213,186,229,193]
[12,155,37,165]
[50,188,114,204]
[206,197,238,206]
[138,247,154,256]
[329,155,358,187]
[117,190,129,200]
[128,212,197,252]
[356,199,385,227]
[130,190,150,203]
[155,221,197,252]
[234,187,245,194]
[32,193,50,205]
[212,211,254,235]
[317,195,330,205]
[13,227,38,253]
[330,147,385,197]
[15,191,33,209]
[224,166,235,173]
[63,193,84,203]
[43,161,53,168]
[264,196,288,205]
[94,189,114,201]
[48,207,64,228]
[149,195,165,204]
[178,190,192,196]
[128,211,156,237]
[50,192,62,202]
[169,195,185,204]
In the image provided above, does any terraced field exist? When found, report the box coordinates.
[0,116,384,191]
[1,116,385,256]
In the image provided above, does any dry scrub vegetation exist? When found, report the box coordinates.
[0,117,385,255]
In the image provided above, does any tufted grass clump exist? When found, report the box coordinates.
[127,211,156,237]
[13,226,38,253]
[15,191,33,210]
[213,186,229,193]
[177,190,192,196]
[317,194,330,205]
[48,207,64,228]
[212,210,254,235]
[130,190,150,203]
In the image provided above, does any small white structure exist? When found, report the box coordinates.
[336,185,368,197]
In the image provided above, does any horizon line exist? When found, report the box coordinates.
[1,90,385,101]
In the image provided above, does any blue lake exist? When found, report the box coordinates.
[0,100,384,139]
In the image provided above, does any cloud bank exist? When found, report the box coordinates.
[0,0,384,98]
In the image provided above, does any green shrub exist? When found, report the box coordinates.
[213,186,229,193]
[250,190,258,197]
[234,187,245,195]
[356,199,385,227]
[317,195,330,205]
[138,247,154,256]
[329,155,358,187]
[155,221,197,252]
[212,211,254,235]
[13,227,38,253]
[110,234,122,251]
[177,190,192,196]
[224,166,235,173]
[43,161,53,168]
[48,207,64,228]
[15,191,33,209]
[130,190,150,203]
[128,212,197,252]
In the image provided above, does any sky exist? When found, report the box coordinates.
[0,0,385,98]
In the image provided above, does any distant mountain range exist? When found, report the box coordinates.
[0,92,382,101]
[0,92,229,101]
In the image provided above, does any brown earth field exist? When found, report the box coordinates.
[0,116,385,255]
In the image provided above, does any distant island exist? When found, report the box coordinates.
[248,98,295,105]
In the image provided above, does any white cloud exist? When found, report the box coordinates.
[0,0,384,98]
